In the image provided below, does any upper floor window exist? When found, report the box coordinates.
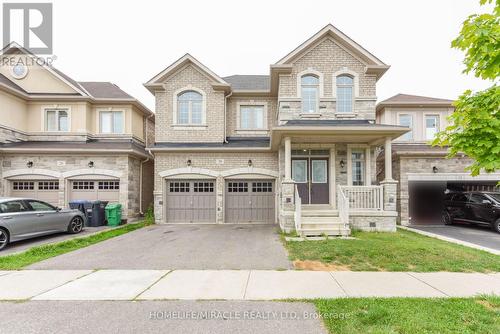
[301,75,319,113]
[177,91,203,125]
[336,75,354,113]
[240,105,265,129]
[100,111,124,134]
[398,114,413,141]
[425,115,439,140]
[45,109,68,132]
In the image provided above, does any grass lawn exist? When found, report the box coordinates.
[0,222,146,270]
[285,229,500,272]
[314,296,500,334]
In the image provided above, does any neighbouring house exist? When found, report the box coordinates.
[145,24,410,236]
[376,94,500,226]
[0,43,155,220]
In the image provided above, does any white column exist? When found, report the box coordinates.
[329,146,336,208]
[284,137,292,181]
[384,136,393,181]
[365,146,371,185]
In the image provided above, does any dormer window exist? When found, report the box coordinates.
[45,109,68,132]
[177,90,203,125]
[336,75,354,113]
[301,75,319,113]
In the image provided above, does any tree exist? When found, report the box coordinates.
[433,0,500,176]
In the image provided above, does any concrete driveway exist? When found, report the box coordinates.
[28,224,292,270]
[411,224,500,251]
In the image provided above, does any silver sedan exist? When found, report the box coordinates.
[0,198,86,251]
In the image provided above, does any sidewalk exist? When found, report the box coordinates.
[0,270,499,301]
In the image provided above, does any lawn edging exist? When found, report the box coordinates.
[0,221,146,270]
[397,226,500,255]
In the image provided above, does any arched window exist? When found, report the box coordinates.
[336,75,354,113]
[177,90,203,125]
[301,75,319,113]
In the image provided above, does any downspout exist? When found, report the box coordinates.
[140,114,155,215]
[224,91,233,143]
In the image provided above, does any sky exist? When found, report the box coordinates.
[6,0,494,110]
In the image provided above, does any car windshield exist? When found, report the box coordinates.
[487,193,500,203]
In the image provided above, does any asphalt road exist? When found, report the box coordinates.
[411,224,500,251]
[28,224,292,270]
[0,301,327,334]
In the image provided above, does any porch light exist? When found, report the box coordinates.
[248,159,253,167]
[432,166,438,173]
[88,161,94,168]
[187,159,192,167]
[26,161,33,168]
[340,160,345,169]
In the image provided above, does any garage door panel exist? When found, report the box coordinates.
[11,180,60,207]
[225,180,275,223]
[166,180,216,223]
[70,180,120,203]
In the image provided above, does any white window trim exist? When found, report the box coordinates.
[297,69,324,99]
[396,112,415,142]
[332,69,359,98]
[236,101,268,132]
[41,106,71,132]
[347,144,371,186]
[423,113,440,141]
[172,86,207,128]
[98,108,125,134]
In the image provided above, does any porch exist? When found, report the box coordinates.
[271,122,406,237]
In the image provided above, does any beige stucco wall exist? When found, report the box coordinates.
[154,64,225,143]
[377,106,454,142]
[0,90,28,132]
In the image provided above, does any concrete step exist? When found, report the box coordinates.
[301,210,339,217]
[300,222,344,229]
[301,216,342,223]
[298,227,350,237]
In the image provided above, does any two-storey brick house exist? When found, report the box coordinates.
[0,44,155,220]
[146,24,409,235]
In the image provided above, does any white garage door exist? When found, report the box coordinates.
[10,180,60,207]
[69,180,120,202]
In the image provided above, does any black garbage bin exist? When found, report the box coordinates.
[89,201,108,227]
[69,200,92,225]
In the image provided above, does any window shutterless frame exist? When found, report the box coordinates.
[45,109,69,132]
[99,110,124,134]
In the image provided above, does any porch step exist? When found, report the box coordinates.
[298,227,351,237]
[301,216,342,224]
[301,210,339,217]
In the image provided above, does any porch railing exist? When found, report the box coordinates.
[337,186,349,230]
[294,184,302,232]
[339,185,383,211]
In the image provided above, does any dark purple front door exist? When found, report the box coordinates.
[292,158,329,204]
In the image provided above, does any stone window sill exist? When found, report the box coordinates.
[334,113,357,118]
[300,113,322,118]
[171,124,208,130]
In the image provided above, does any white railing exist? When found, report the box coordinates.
[339,185,383,211]
[294,185,302,232]
[337,186,349,229]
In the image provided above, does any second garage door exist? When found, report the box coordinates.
[225,180,275,223]
[166,180,216,223]
[69,180,120,202]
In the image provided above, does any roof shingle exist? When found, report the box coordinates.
[222,75,270,91]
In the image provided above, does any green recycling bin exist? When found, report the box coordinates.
[105,203,122,226]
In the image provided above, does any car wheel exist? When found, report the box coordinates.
[68,216,84,234]
[492,218,500,234]
[0,228,9,251]
[442,211,453,225]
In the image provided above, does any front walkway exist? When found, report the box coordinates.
[28,224,292,270]
[0,270,498,300]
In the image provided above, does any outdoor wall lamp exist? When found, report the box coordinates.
[432,166,438,173]
[248,159,253,167]
[187,159,192,167]
[88,161,94,168]
[26,161,33,168]
[340,160,345,169]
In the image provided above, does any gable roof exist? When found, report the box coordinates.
[144,53,230,93]
[78,82,133,99]
[222,75,270,91]
[0,73,28,94]
[275,24,388,68]
[377,94,454,112]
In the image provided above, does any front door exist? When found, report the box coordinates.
[292,158,329,204]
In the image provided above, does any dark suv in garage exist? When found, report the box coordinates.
[442,191,500,233]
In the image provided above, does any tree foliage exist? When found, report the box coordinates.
[433,0,500,176]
